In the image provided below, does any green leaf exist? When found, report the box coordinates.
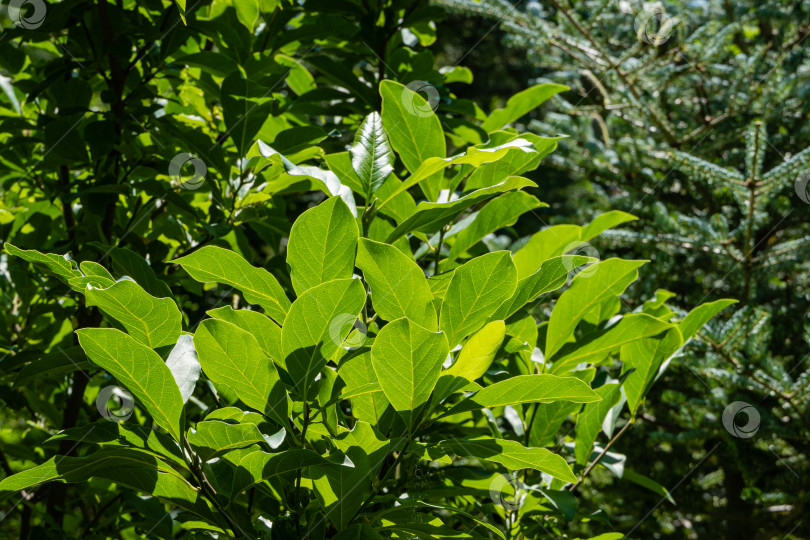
[175,246,290,324]
[529,401,581,447]
[439,251,517,348]
[338,350,391,426]
[84,279,182,348]
[623,469,675,504]
[90,244,173,298]
[574,383,622,465]
[210,447,324,498]
[678,298,737,341]
[481,83,568,132]
[282,278,366,398]
[194,319,289,427]
[207,306,282,364]
[386,176,536,242]
[231,0,259,30]
[76,328,184,442]
[512,211,637,278]
[379,80,445,173]
[221,73,273,155]
[356,238,437,330]
[550,313,674,375]
[188,420,265,461]
[350,112,394,200]
[371,318,449,413]
[287,197,359,296]
[466,374,600,409]
[0,448,214,522]
[492,255,593,320]
[4,243,81,282]
[444,320,505,383]
[440,438,577,483]
[377,140,540,210]
[545,259,647,360]
[620,329,683,413]
[165,334,201,404]
[444,192,544,266]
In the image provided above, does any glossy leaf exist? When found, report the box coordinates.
[350,111,394,200]
[379,80,445,173]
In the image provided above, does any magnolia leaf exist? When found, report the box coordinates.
[287,197,359,296]
[350,111,394,200]
[85,279,182,348]
[282,278,366,399]
[76,328,184,442]
[386,176,536,242]
[440,438,577,483]
[545,259,647,360]
[356,238,437,330]
[439,251,517,348]
[575,384,622,465]
[165,334,201,404]
[175,246,290,324]
[371,318,449,413]
[193,319,289,427]
[379,80,445,173]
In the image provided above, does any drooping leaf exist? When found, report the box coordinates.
[85,279,182,348]
[574,383,622,465]
[76,328,185,442]
[481,83,569,132]
[545,259,647,360]
[356,238,437,330]
[282,278,366,399]
[287,197,359,296]
[350,111,394,200]
[371,318,449,413]
[439,251,517,348]
[175,246,290,324]
[550,313,675,375]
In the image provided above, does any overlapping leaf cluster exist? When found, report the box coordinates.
[2,75,729,538]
